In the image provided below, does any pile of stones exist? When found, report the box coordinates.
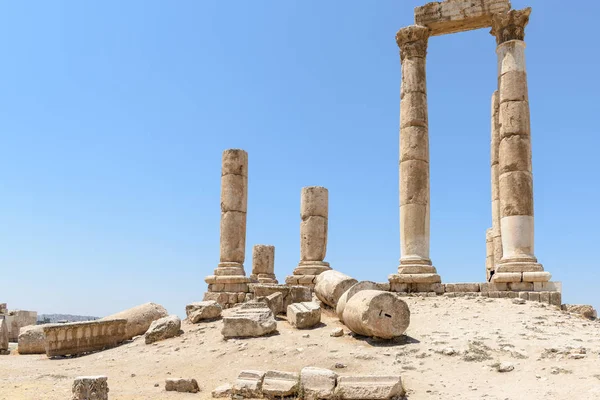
[213,368,404,400]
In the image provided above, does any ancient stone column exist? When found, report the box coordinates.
[490,90,503,271]
[286,186,331,288]
[490,8,550,283]
[389,25,441,291]
[251,245,278,284]
[485,228,494,281]
[204,149,251,307]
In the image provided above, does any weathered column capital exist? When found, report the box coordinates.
[490,8,531,45]
[396,25,429,61]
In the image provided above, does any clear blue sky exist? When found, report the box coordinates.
[1,1,598,317]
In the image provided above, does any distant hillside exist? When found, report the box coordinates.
[37,314,99,324]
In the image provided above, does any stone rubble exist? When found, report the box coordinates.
[72,376,109,400]
[144,315,182,344]
[262,370,299,398]
[186,301,222,323]
[222,303,277,339]
[232,370,265,398]
[287,302,321,329]
[165,378,200,393]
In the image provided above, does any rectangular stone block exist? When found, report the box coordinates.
[528,292,540,302]
[549,292,562,307]
[415,0,511,36]
[480,282,508,292]
[539,292,550,304]
[334,375,403,400]
[533,281,562,293]
[287,302,321,329]
[389,283,409,293]
[445,283,480,293]
[4,310,38,342]
[522,272,552,282]
[518,292,529,300]
[492,272,522,283]
[489,291,500,298]
[389,273,441,284]
[72,376,109,400]
[507,282,534,292]
[262,371,299,398]
[233,370,265,399]
[43,319,127,357]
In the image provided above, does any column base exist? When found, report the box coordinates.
[389,268,441,284]
[491,271,551,283]
[293,260,331,276]
[495,260,543,273]
[205,264,251,308]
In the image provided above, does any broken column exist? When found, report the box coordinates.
[72,376,109,400]
[286,186,331,288]
[314,270,358,308]
[0,318,8,353]
[490,8,550,283]
[342,290,410,339]
[490,90,503,279]
[250,245,278,284]
[336,281,381,323]
[204,149,251,307]
[389,25,441,291]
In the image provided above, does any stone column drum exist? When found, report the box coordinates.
[485,228,494,281]
[490,90,504,271]
[389,25,441,290]
[251,244,278,284]
[204,149,251,307]
[286,186,331,288]
[490,8,550,283]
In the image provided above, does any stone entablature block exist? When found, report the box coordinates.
[43,318,127,357]
[415,0,511,36]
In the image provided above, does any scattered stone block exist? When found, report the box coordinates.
[262,370,299,398]
[0,318,8,352]
[250,284,312,312]
[186,301,222,323]
[145,315,181,344]
[222,304,277,338]
[165,378,200,393]
[334,375,403,400]
[336,281,381,322]
[562,304,597,319]
[257,292,284,315]
[314,270,358,308]
[300,367,337,400]
[415,0,511,36]
[44,319,127,357]
[72,376,109,400]
[18,324,46,354]
[287,302,321,329]
[343,290,410,339]
[101,302,168,340]
[233,370,265,398]
[212,384,232,398]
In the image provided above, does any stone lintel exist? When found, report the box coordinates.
[415,0,511,36]
[44,319,127,357]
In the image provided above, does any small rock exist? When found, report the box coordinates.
[302,334,310,338]
[145,315,182,344]
[165,378,200,393]
[334,363,347,369]
[330,328,344,337]
[496,362,514,373]
[512,298,526,305]
[442,347,456,356]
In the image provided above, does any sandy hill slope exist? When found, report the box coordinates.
[0,296,599,400]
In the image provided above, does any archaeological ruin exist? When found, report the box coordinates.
[203,0,561,310]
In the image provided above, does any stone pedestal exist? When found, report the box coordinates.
[250,245,278,284]
[490,9,550,283]
[389,25,441,291]
[286,186,331,289]
[204,149,251,307]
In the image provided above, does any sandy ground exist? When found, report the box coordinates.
[0,296,599,400]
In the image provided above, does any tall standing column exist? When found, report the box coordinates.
[204,149,251,307]
[490,8,550,283]
[490,90,503,276]
[389,25,441,291]
[286,186,331,289]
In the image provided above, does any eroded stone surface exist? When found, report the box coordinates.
[222,305,277,338]
[562,304,597,319]
[262,370,299,398]
[17,324,46,354]
[336,281,381,322]
[334,375,403,400]
[0,318,8,351]
[165,378,200,393]
[415,0,511,36]
[287,302,321,329]
[72,376,108,400]
[101,302,168,340]
[300,367,337,400]
[44,319,127,357]
[314,270,358,308]
[343,290,410,339]
[233,370,265,398]
[144,315,181,344]
[186,301,222,323]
